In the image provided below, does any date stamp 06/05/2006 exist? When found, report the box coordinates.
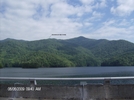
[7,87,41,92]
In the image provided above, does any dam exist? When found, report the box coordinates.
[0,77,134,100]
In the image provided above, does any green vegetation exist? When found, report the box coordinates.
[0,63,3,68]
[101,52,134,66]
[0,37,134,68]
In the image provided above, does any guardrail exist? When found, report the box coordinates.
[0,76,134,85]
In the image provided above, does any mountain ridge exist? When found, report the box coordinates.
[0,36,134,68]
[2,36,134,43]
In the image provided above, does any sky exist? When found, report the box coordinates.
[0,0,134,43]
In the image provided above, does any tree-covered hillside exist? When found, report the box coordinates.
[0,37,134,68]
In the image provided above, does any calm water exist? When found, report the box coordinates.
[0,67,134,77]
[0,67,134,84]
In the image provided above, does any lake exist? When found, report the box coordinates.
[0,67,134,77]
[0,67,134,84]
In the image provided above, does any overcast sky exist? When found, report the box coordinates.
[0,0,134,42]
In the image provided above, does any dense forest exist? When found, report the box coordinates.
[0,36,134,68]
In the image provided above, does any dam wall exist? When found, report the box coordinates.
[0,84,134,100]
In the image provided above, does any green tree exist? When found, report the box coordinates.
[0,63,3,68]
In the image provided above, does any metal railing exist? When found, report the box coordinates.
[1,76,134,80]
[0,76,134,85]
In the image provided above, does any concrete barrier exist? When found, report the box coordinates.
[0,84,134,100]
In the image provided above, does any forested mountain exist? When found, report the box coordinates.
[0,36,134,68]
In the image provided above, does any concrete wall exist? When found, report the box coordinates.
[0,84,134,100]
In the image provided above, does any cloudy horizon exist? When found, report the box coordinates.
[0,0,134,43]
